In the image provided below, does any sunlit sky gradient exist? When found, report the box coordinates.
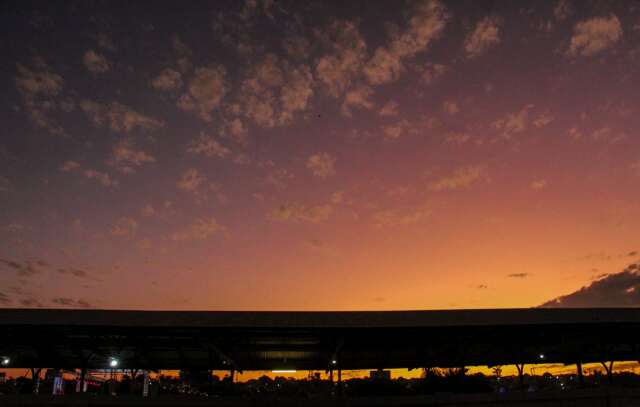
[1,0,639,310]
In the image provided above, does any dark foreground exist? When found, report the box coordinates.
[2,388,640,407]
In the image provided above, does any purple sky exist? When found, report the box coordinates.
[1,0,639,310]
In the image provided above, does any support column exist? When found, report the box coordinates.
[72,350,93,394]
[78,366,86,393]
[30,368,42,395]
[109,367,117,396]
[577,362,584,386]
[515,364,525,390]
[601,361,614,385]
[329,369,333,383]
[128,369,138,395]
[143,370,150,397]
[337,368,342,395]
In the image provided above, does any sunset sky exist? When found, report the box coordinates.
[1,0,639,311]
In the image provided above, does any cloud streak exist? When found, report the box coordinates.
[428,165,488,192]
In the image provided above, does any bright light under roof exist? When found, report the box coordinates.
[272,370,296,373]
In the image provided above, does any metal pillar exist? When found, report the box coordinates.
[109,367,117,396]
[78,366,86,393]
[30,368,41,395]
[515,364,525,389]
[601,361,614,384]
[143,370,150,397]
[577,361,584,386]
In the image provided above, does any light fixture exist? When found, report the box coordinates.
[539,353,545,360]
[272,370,296,373]
[109,358,119,368]
[1,357,9,366]
[331,359,337,365]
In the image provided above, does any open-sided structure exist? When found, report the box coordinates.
[1,308,639,372]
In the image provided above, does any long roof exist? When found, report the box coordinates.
[2,307,639,328]
[2,308,640,370]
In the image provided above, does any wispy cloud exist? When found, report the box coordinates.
[187,134,231,158]
[270,203,333,224]
[428,165,488,192]
[110,217,138,237]
[15,58,66,135]
[83,49,111,73]
[372,203,433,228]
[364,0,448,84]
[529,179,548,191]
[51,297,93,308]
[171,217,226,241]
[80,100,164,133]
[108,140,156,173]
[61,161,119,187]
[464,16,501,58]
[177,65,228,121]
[151,68,182,91]
[566,15,623,57]
[306,153,336,177]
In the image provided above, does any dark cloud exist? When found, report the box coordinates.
[19,297,44,308]
[2,258,91,280]
[0,259,21,270]
[8,285,31,296]
[541,263,640,308]
[0,291,12,305]
[583,250,638,262]
[51,297,92,308]
[57,267,88,278]
[507,273,529,278]
[0,258,44,277]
